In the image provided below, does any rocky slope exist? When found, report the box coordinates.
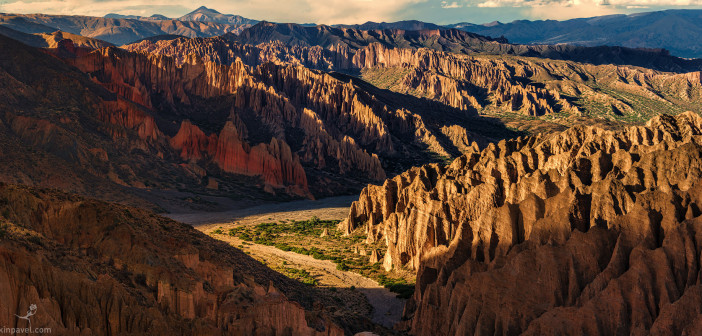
[1,32,507,205]
[125,35,702,120]
[0,32,313,206]
[124,37,574,116]
[0,184,344,335]
[341,111,702,334]
[73,43,523,193]
[230,22,702,73]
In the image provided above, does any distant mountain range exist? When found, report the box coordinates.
[106,6,259,26]
[0,7,256,45]
[2,7,702,59]
[324,10,702,59]
[335,20,443,31]
[450,9,702,59]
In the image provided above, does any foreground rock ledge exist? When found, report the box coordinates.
[342,111,702,335]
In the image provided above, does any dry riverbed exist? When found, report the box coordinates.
[165,196,408,329]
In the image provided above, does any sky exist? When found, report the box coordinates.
[0,0,701,24]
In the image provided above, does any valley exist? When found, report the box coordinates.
[169,195,410,330]
[0,4,702,335]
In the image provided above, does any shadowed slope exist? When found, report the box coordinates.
[0,184,343,335]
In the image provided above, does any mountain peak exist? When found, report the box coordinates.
[193,6,219,14]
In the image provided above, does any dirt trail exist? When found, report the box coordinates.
[166,196,406,329]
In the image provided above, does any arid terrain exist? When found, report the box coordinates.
[1,4,702,336]
[169,196,409,329]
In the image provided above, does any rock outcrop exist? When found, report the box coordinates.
[342,112,702,334]
[0,184,343,335]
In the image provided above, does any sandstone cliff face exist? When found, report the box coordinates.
[0,184,344,335]
[342,112,702,334]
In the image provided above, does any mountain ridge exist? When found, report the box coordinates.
[0,12,250,45]
[451,9,702,58]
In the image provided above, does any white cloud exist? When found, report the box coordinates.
[472,0,702,20]
[475,0,702,8]
[441,1,463,7]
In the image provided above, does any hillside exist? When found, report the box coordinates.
[228,21,702,73]
[0,26,113,48]
[0,184,344,335]
[0,30,521,210]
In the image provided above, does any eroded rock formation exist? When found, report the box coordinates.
[342,112,702,334]
[0,184,343,335]
[55,42,505,196]
[126,35,702,120]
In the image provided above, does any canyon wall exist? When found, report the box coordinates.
[126,36,702,121]
[59,43,502,196]
[125,38,576,116]
[342,111,702,334]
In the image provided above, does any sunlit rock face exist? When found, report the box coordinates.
[342,112,702,335]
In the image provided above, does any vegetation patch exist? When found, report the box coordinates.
[278,266,319,286]
[214,217,415,298]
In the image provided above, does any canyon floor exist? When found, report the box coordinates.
[166,195,358,227]
[166,195,407,330]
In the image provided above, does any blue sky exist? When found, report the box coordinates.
[0,0,701,24]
